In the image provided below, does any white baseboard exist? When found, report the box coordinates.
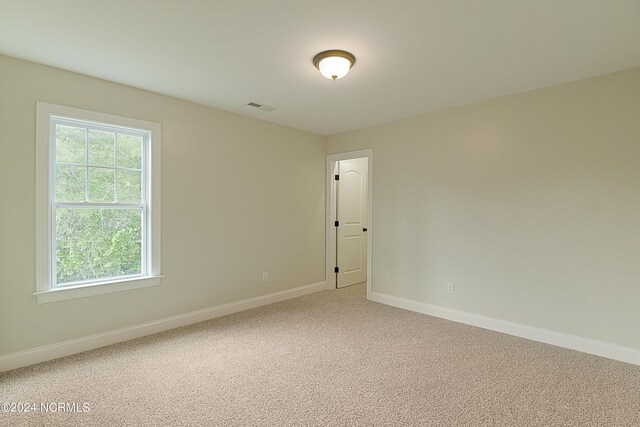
[0,281,326,373]
[370,291,640,366]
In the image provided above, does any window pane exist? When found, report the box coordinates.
[89,167,115,202]
[89,130,115,167]
[117,134,142,169]
[56,125,86,164]
[117,169,142,202]
[56,208,142,285]
[56,164,86,202]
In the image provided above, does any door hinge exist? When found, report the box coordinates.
[334,266,339,273]
[335,174,339,181]
[335,220,339,227]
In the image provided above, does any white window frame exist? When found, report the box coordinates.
[35,102,161,303]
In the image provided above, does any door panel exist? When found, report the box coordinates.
[337,158,367,288]
[343,235,363,273]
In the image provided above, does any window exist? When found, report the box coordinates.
[35,103,161,303]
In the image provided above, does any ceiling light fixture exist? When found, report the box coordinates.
[313,50,356,81]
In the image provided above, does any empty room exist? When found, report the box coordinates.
[1,1,639,425]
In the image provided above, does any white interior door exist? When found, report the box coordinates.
[336,158,368,288]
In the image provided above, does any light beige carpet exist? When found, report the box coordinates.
[1,284,639,426]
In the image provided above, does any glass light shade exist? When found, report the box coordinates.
[318,56,352,80]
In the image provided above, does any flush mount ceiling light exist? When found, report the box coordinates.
[313,50,356,81]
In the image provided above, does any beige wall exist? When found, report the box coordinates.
[328,68,640,349]
[0,55,326,355]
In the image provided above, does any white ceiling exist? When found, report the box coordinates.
[1,1,639,135]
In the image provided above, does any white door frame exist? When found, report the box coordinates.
[326,149,373,299]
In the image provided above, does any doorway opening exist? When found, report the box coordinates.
[326,149,373,299]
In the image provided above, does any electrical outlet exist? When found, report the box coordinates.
[262,272,269,282]
[447,282,455,294]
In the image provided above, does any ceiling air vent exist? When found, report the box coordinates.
[247,102,275,112]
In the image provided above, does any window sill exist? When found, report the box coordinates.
[34,275,162,304]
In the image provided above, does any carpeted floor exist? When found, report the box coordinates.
[1,283,639,426]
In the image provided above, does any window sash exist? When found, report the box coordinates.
[52,116,149,138]
[52,206,146,288]
[50,117,151,288]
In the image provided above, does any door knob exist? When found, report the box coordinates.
[363,228,368,232]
